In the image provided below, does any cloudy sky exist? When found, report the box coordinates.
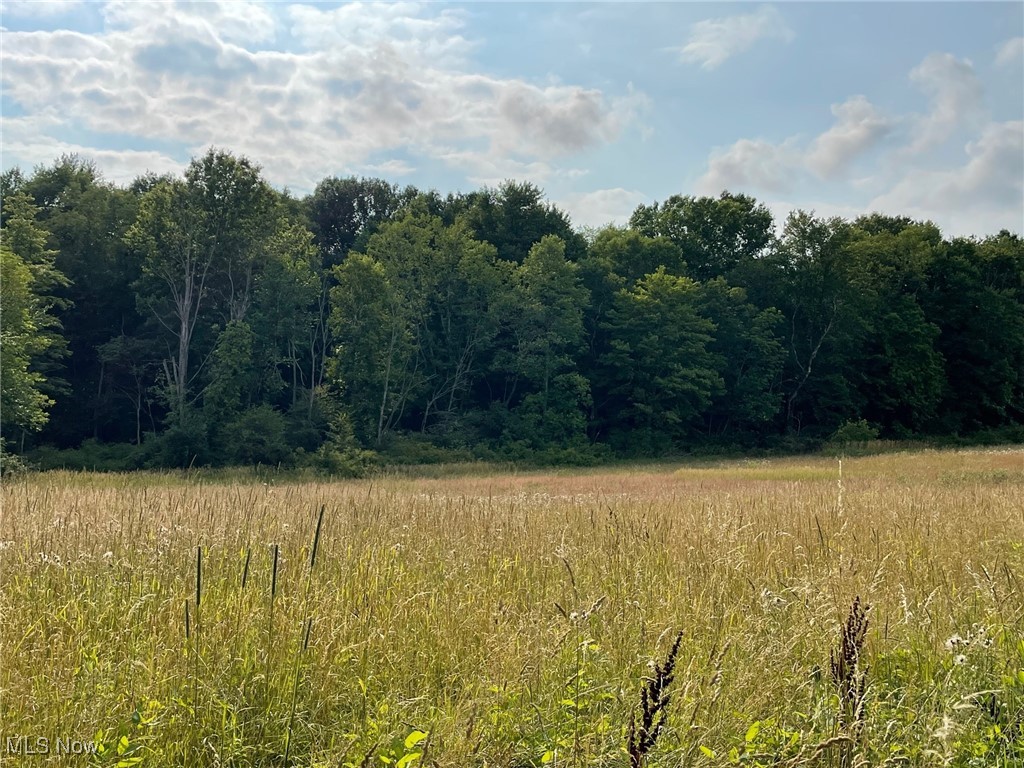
[2,1,1022,235]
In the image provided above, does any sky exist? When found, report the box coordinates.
[1,1,1022,236]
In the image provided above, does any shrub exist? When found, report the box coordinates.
[225,405,292,467]
[30,438,145,472]
[830,419,880,445]
[150,408,211,468]
[293,445,377,477]
[378,433,476,465]
[0,443,28,476]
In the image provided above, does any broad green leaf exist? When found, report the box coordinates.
[404,730,428,749]
[745,721,761,743]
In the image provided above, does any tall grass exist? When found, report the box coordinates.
[0,447,1022,765]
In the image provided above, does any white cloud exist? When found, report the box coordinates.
[0,115,185,183]
[0,0,642,193]
[560,187,648,229]
[696,138,801,194]
[694,48,1020,238]
[995,36,1024,67]
[678,5,793,70]
[360,159,416,177]
[0,0,82,17]
[807,96,893,178]
[869,120,1023,235]
[907,53,985,153]
[103,0,277,46]
[697,95,893,194]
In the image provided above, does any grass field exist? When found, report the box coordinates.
[1,447,1022,766]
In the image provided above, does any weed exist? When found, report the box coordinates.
[627,630,683,768]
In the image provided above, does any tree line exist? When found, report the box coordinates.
[1,150,1021,471]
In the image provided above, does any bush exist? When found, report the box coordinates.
[830,419,880,445]
[378,433,476,465]
[225,406,292,467]
[151,409,211,468]
[499,439,610,467]
[29,438,146,472]
[0,444,28,476]
[293,445,377,477]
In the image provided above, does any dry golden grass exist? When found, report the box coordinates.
[1,447,1022,766]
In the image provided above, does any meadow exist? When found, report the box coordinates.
[1,447,1022,767]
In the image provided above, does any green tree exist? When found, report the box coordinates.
[596,269,721,452]
[0,193,69,447]
[330,253,411,445]
[461,181,586,264]
[203,320,256,438]
[923,234,1024,432]
[630,192,773,280]
[97,334,159,445]
[698,279,785,437]
[844,223,945,434]
[1,244,55,439]
[506,235,589,411]
[21,156,141,446]
[746,212,868,435]
[128,150,274,423]
[305,176,411,267]
[412,221,507,434]
[250,223,321,410]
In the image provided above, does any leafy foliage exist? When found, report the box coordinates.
[2,151,1022,467]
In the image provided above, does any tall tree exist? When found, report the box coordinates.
[747,212,867,434]
[698,279,785,437]
[596,268,721,452]
[630,192,773,281]
[250,223,321,410]
[500,236,591,448]
[127,150,274,423]
[21,156,141,445]
[844,222,945,434]
[305,176,411,267]
[0,194,69,446]
[923,234,1024,432]
[330,252,411,445]
[1,244,56,441]
[461,181,586,264]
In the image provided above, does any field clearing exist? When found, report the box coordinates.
[1,447,1023,766]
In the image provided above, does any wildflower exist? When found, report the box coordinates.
[945,634,967,650]
[954,654,967,665]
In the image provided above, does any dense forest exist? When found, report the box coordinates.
[1,150,1022,472]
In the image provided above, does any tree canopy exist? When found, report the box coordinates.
[2,150,1022,469]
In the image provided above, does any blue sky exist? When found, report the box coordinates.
[1,1,1021,235]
